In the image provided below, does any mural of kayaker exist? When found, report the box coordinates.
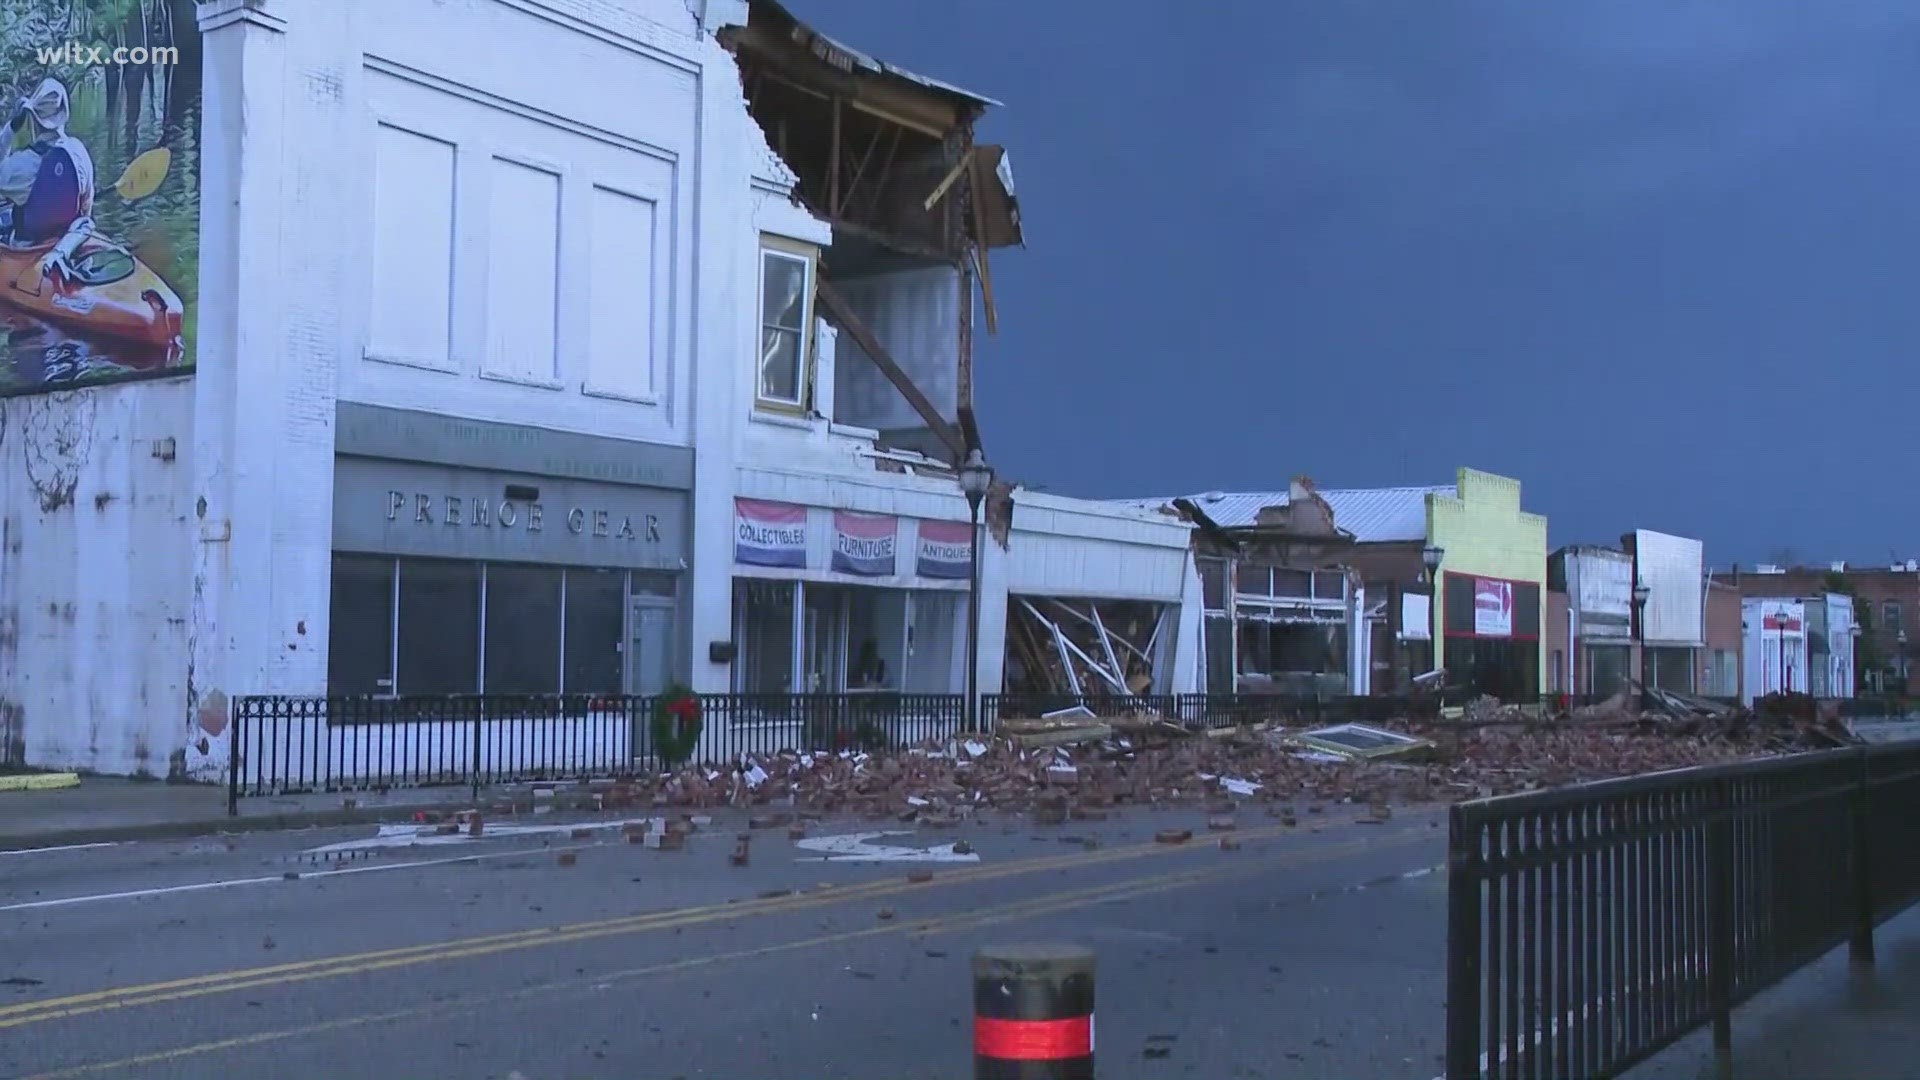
[0,0,198,395]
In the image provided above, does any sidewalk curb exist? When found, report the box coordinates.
[0,801,484,852]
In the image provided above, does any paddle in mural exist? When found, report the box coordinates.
[0,0,199,393]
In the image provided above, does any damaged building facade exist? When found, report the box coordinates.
[1327,470,1548,700]
[1545,529,1706,696]
[1,0,1200,780]
[1146,470,1549,700]
[1122,481,1381,698]
[712,2,1203,723]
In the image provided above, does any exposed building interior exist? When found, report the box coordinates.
[1002,596,1174,696]
[721,1,1023,466]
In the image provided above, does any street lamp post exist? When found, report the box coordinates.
[1778,610,1790,696]
[1421,544,1444,679]
[1899,630,1909,692]
[958,450,994,735]
[1632,579,1651,700]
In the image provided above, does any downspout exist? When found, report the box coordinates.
[1702,569,1715,692]
[1568,602,1577,701]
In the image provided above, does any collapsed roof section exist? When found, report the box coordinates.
[720,0,1023,464]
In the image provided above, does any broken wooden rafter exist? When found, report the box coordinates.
[814,276,966,460]
[922,147,975,212]
[823,215,950,263]
[836,121,886,218]
[967,153,999,334]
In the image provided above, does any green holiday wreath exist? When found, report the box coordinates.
[650,684,703,767]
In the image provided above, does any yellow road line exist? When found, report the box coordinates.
[0,818,1314,1022]
[0,820,1429,1032]
[16,847,1298,1079]
[0,820,1279,1021]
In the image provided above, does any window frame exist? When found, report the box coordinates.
[755,236,818,415]
[326,556,646,708]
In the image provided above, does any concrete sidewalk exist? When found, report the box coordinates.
[0,777,488,851]
[1625,903,1920,1080]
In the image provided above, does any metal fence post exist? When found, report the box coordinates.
[470,696,483,801]
[1706,780,1736,1080]
[1851,746,1876,966]
[1444,805,1483,1080]
[226,698,242,817]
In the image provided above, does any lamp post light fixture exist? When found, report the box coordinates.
[958,449,994,735]
[1420,544,1444,675]
[1631,579,1651,694]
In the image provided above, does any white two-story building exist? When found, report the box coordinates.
[0,0,1199,782]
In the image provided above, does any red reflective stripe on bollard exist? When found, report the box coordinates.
[974,1015,1094,1060]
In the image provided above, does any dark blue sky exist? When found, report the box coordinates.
[789,0,1920,567]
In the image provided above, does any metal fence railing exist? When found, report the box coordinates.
[234,689,1839,813]
[228,693,971,809]
[1444,740,1920,1080]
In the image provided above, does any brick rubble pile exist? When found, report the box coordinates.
[549,712,1814,820]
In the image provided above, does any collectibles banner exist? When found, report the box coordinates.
[734,498,807,568]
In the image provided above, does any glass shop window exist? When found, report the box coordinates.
[328,554,395,695]
[482,564,563,693]
[397,558,482,694]
[564,568,626,695]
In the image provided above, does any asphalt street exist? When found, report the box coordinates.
[0,804,1452,1079]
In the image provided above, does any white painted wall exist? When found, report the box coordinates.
[0,380,193,776]
[1635,529,1705,646]
[184,0,758,779]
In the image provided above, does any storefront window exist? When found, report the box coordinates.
[564,568,626,694]
[398,559,482,694]
[1204,615,1234,693]
[327,555,659,697]
[483,564,563,693]
[904,591,961,692]
[329,554,395,694]
[735,580,796,693]
[847,588,905,690]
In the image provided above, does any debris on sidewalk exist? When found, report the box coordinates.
[488,687,1866,825]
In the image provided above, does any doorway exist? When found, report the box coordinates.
[626,595,676,697]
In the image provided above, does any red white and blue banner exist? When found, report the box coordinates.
[734,498,807,568]
[916,519,972,580]
[831,510,897,576]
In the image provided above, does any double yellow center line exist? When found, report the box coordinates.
[1,820,1428,1034]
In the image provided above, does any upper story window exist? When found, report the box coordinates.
[1885,600,1904,635]
[758,239,816,413]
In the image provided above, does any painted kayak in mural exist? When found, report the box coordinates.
[0,232,184,354]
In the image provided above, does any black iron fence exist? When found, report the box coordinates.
[232,688,1711,810]
[228,692,970,808]
[1445,740,1920,1080]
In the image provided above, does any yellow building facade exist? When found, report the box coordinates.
[1428,468,1549,696]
